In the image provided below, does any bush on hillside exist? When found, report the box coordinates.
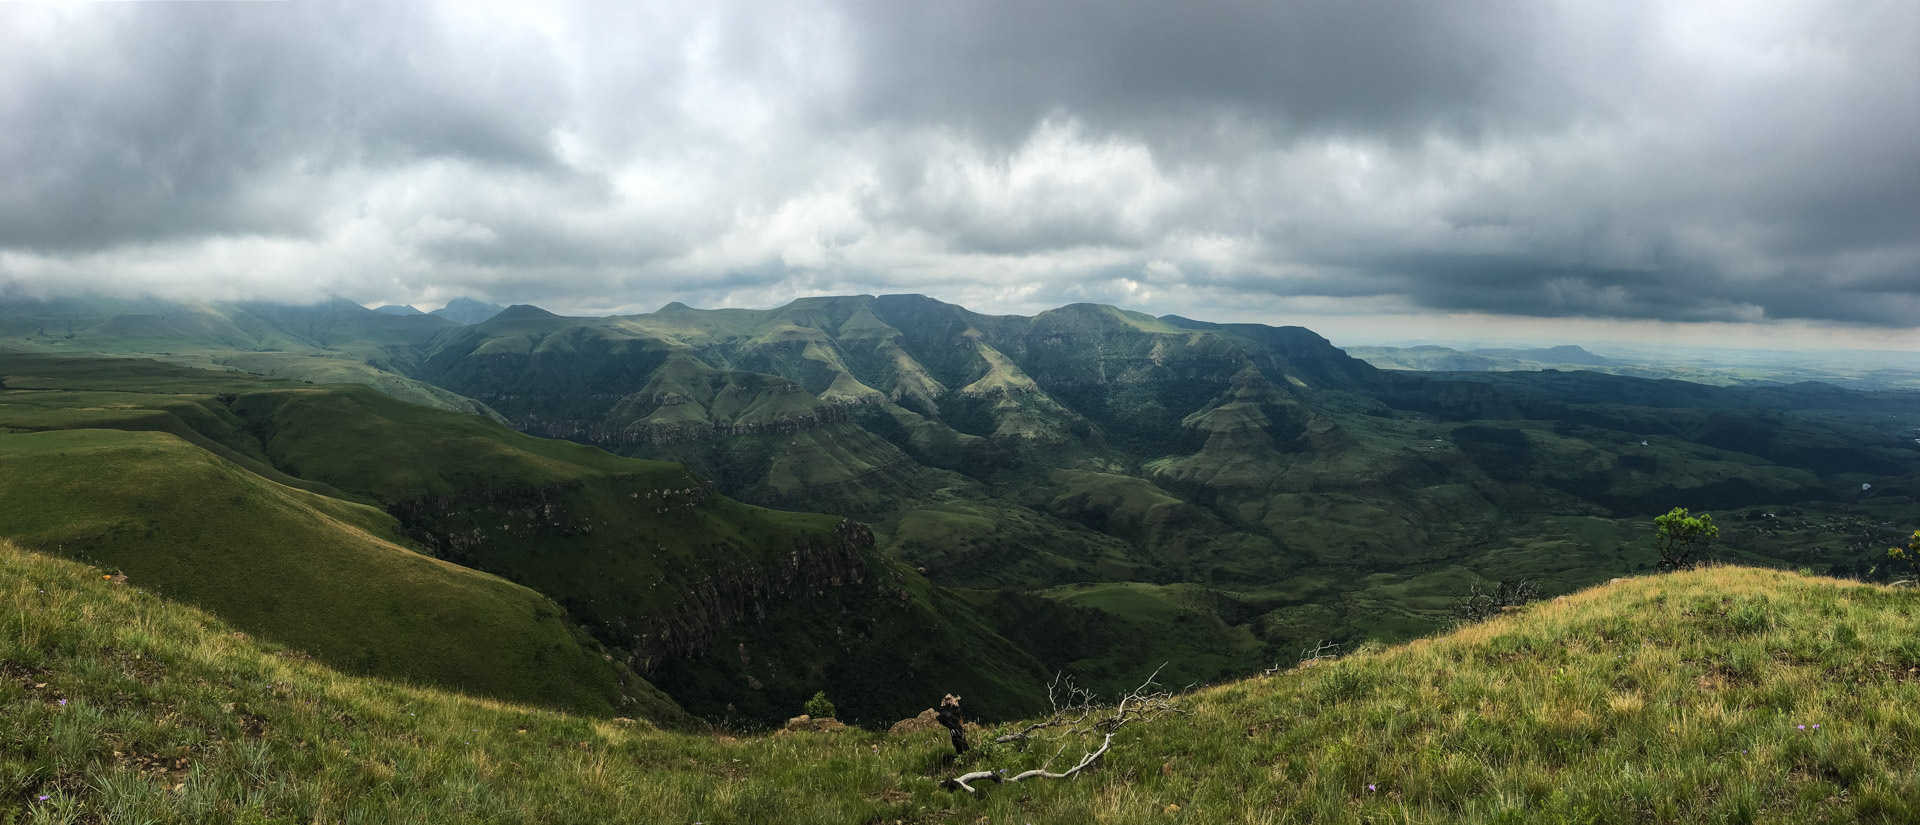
[1887,529,1920,585]
[1654,506,1719,572]
[804,691,836,719]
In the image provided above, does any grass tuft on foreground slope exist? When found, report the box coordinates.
[8,537,1920,823]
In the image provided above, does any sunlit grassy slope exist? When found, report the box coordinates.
[0,354,680,721]
[9,536,1920,824]
[0,429,639,718]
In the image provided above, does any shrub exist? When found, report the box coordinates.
[1886,530,1920,585]
[803,691,835,719]
[1654,507,1719,572]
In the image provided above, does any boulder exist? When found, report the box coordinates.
[886,708,984,738]
[887,709,942,736]
[778,714,848,735]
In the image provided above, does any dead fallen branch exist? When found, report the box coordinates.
[1266,639,1340,675]
[937,665,1185,798]
[993,672,1094,745]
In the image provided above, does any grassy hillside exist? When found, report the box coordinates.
[0,357,663,721]
[0,354,1060,727]
[215,384,1058,726]
[0,429,643,717]
[10,539,1920,823]
[0,356,705,720]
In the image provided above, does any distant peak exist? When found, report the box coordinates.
[429,297,509,325]
[489,304,559,322]
[371,304,425,316]
[658,301,693,312]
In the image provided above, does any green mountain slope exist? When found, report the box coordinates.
[0,357,651,720]
[407,294,1920,697]
[11,540,1920,823]
[7,296,1920,712]
[0,353,1058,726]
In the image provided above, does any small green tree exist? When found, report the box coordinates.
[1654,507,1719,572]
[1886,530,1920,585]
[803,690,835,719]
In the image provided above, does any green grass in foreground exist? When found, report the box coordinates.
[9,536,1920,823]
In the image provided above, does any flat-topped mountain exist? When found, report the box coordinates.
[1471,344,1613,365]
[1347,343,1615,372]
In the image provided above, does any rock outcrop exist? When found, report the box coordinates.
[625,518,876,671]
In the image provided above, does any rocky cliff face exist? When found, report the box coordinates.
[385,479,880,674]
[622,518,876,671]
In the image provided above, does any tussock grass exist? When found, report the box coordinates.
[9,541,1920,823]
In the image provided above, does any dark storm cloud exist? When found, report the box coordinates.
[0,0,1915,335]
[844,0,1540,144]
[0,1,569,251]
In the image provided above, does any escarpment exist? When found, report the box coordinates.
[385,477,884,676]
[620,518,878,671]
[387,476,716,555]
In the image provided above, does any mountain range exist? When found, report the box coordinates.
[3,293,1917,725]
[373,297,508,325]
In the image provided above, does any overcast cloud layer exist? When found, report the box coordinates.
[1,0,1916,345]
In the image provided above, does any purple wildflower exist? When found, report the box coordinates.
[1798,724,1806,730]
[36,795,48,801]
[1368,784,1377,792]
[56,699,66,706]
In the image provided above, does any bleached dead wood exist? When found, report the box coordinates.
[938,666,1184,798]
[993,672,1094,745]
[1265,639,1340,675]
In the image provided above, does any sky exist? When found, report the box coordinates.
[1,0,1916,350]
